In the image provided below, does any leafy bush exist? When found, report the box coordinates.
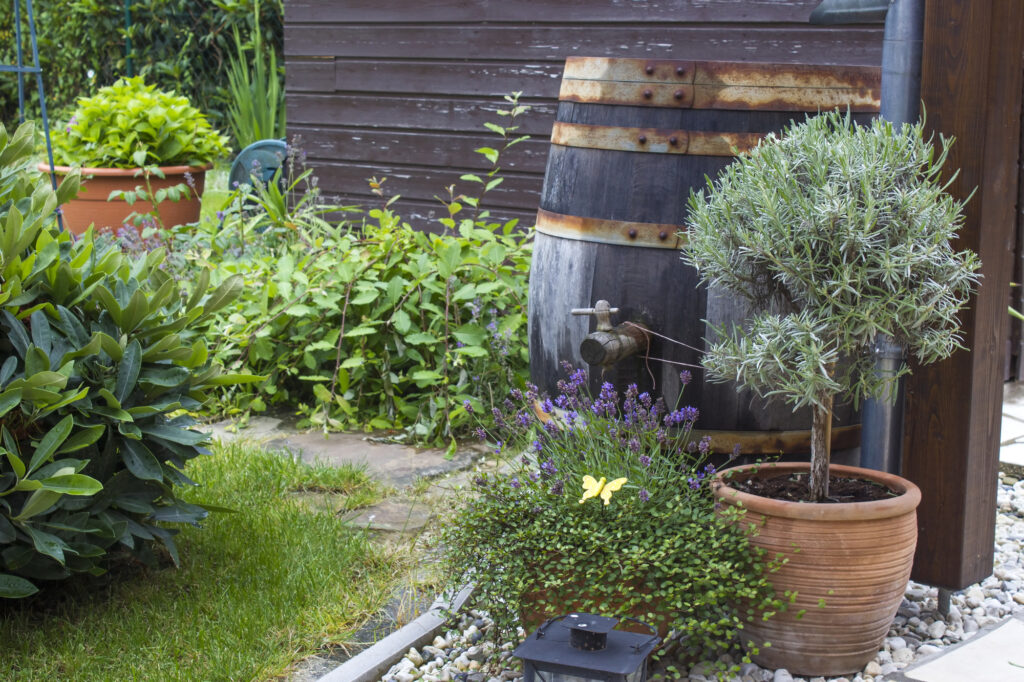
[0,0,283,125]
[442,367,782,672]
[684,111,980,500]
[150,98,533,445]
[0,121,253,597]
[51,77,230,168]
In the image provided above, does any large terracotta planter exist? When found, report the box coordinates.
[712,462,920,676]
[40,164,208,235]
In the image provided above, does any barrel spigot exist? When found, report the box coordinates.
[571,300,649,368]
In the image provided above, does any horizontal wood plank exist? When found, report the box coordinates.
[286,0,845,24]
[289,124,551,174]
[287,59,336,92]
[284,25,883,66]
[333,60,565,98]
[312,160,544,212]
[286,94,559,135]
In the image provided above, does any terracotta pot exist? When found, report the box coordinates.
[40,164,208,235]
[712,462,920,677]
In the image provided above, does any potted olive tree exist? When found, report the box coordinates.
[683,110,980,676]
[43,76,229,234]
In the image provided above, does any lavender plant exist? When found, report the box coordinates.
[443,365,780,670]
[684,111,981,501]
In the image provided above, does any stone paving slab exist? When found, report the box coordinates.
[203,416,482,488]
[341,499,433,533]
[894,614,1024,682]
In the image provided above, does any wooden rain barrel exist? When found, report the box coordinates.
[528,57,881,456]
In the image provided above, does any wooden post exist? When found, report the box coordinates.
[902,0,1024,589]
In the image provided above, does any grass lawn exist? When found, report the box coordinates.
[0,441,404,682]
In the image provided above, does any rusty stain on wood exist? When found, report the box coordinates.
[551,121,763,155]
[560,57,880,111]
[535,208,684,249]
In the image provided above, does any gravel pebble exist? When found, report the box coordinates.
[378,478,1024,682]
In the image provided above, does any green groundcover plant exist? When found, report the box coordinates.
[443,365,784,674]
[51,76,230,169]
[684,111,980,501]
[0,121,257,598]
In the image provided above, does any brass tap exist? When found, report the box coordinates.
[571,300,649,368]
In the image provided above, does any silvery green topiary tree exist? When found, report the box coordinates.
[684,110,981,501]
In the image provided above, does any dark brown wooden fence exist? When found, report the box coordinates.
[283,0,884,227]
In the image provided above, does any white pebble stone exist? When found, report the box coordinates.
[893,647,915,664]
[887,636,907,651]
[927,620,947,638]
[773,669,794,682]
[864,661,882,676]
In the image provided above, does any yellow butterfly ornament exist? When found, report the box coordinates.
[579,475,628,506]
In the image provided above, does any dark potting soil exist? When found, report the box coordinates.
[726,471,899,503]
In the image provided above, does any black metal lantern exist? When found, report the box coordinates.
[513,612,661,682]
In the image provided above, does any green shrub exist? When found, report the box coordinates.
[684,111,980,500]
[0,121,255,597]
[442,369,783,673]
[150,97,533,445]
[51,76,230,168]
[0,0,283,126]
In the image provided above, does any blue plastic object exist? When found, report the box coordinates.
[228,138,288,191]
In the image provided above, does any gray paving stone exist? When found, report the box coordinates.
[341,499,433,533]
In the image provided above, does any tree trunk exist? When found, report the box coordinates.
[809,394,834,501]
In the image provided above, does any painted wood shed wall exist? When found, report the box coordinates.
[283,0,884,226]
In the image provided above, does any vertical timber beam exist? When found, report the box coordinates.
[903,0,1024,588]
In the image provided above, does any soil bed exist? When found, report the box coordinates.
[726,471,899,503]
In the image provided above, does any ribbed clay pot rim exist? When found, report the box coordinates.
[712,462,921,522]
[38,163,212,176]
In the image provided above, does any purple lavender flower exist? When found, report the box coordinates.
[688,477,700,490]
[732,443,741,458]
[679,370,692,385]
[494,441,503,454]
[639,455,652,468]
[529,471,540,482]
[541,398,555,414]
[516,410,533,428]
[639,488,650,502]
[216,210,225,222]
[520,455,530,466]
[463,399,474,414]
[628,437,641,453]
[554,394,570,410]
[475,427,487,441]
[540,459,558,477]
[543,420,559,434]
[549,479,564,495]
[184,171,195,189]
[510,388,524,401]
[532,440,543,453]
[698,435,712,455]
[473,475,487,487]
[510,477,521,489]
[639,392,652,408]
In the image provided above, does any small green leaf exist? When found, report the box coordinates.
[27,415,74,475]
[39,474,103,496]
[0,574,38,599]
[121,440,163,482]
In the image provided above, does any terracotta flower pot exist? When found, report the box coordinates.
[40,164,209,235]
[712,462,920,677]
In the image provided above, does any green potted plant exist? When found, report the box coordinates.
[442,366,784,677]
[43,76,230,234]
[683,110,981,675]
